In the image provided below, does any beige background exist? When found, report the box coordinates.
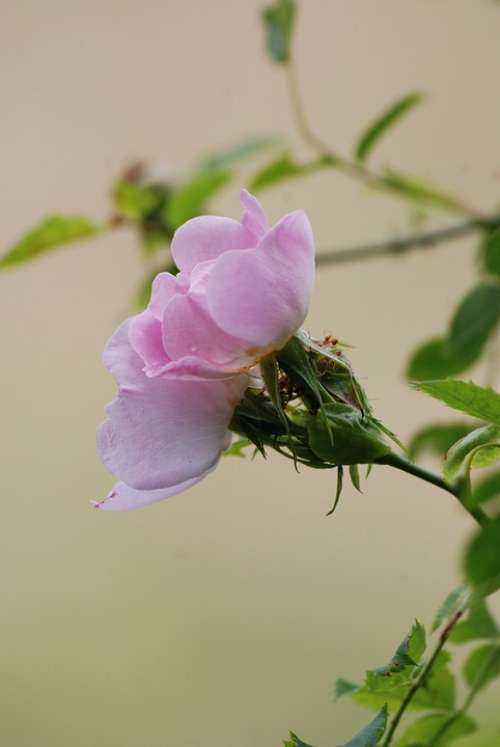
[2,1,500,745]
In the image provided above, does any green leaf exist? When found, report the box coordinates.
[249,153,330,192]
[349,464,362,492]
[464,516,500,596]
[481,226,500,277]
[432,585,472,632]
[334,678,359,701]
[223,439,252,458]
[405,338,468,381]
[394,713,476,747]
[283,734,314,747]
[449,599,498,644]
[113,181,159,220]
[165,170,231,229]
[0,215,97,269]
[463,644,500,693]
[381,171,468,214]
[415,380,500,426]
[354,92,424,164]
[443,424,500,483]
[262,0,296,63]
[198,135,280,171]
[472,470,500,505]
[408,422,473,461]
[448,283,500,362]
[342,706,388,747]
[327,466,344,516]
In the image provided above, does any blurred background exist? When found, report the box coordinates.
[2,1,500,745]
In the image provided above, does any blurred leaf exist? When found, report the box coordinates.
[394,713,476,747]
[432,585,472,632]
[249,153,330,192]
[408,422,473,460]
[262,0,296,63]
[354,92,424,164]
[283,734,314,747]
[382,171,468,214]
[481,226,500,277]
[472,470,500,505]
[448,283,500,361]
[198,135,280,171]
[443,424,500,483]
[0,215,97,269]
[113,181,158,220]
[463,644,500,692]
[464,516,500,596]
[415,380,500,426]
[165,170,231,228]
[341,706,388,747]
[405,338,468,381]
[449,599,498,644]
[223,439,252,457]
[335,678,359,701]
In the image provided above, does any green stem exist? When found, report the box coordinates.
[381,611,464,747]
[377,452,489,527]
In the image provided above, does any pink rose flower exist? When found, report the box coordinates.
[95,190,314,511]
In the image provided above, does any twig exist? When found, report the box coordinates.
[316,215,500,267]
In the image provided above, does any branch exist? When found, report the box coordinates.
[316,215,500,268]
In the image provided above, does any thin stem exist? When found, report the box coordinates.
[425,644,500,747]
[381,611,464,747]
[377,452,489,527]
[316,214,500,267]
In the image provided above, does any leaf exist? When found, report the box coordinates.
[408,422,473,461]
[165,170,231,229]
[261,0,296,63]
[381,171,468,214]
[394,713,476,747]
[415,380,500,427]
[327,466,344,516]
[223,439,252,458]
[354,92,424,164]
[448,283,500,362]
[449,599,498,644]
[472,470,500,505]
[249,153,330,192]
[443,424,500,483]
[113,181,159,220]
[464,516,500,596]
[481,226,500,277]
[283,734,315,747]
[349,464,362,492]
[432,585,472,632]
[405,338,468,381]
[334,678,359,701]
[463,644,500,693]
[0,215,97,269]
[198,135,281,171]
[342,706,388,747]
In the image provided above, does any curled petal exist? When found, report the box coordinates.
[207,210,315,350]
[240,188,268,240]
[129,310,170,376]
[149,272,180,319]
[171,216,255,274]
[97,373,247,491]
[102,319,144,387]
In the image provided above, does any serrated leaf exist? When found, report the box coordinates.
[415,380,500,426]
[443,424,500,483]
[463,644,500,692]
[354,92,424,164]
[262,0,296,63]
[165,170,231,229]
[198,135,280,171]
[448,283,500,362]
[249,153,329,192]
[0,215,97,269]
[223,439,252,458]
[472,470,500,505]
[408,422,474,461]
[481,226,500,277]
[394,713,476,747]
[382,171,468,214]
[464,516,500,596]
[432,585,472,632]
[406,338,468,381]
[449,599,498,644]
[342,706,388,747]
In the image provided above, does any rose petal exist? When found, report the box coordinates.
[171,215,255,274]
[149,272,180,319]
[97,373,247,491]
[102,319,144,387]
[240,188,268,240]
[129,309,170,376]
[93,469,213,511]
[206,210,315,350]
